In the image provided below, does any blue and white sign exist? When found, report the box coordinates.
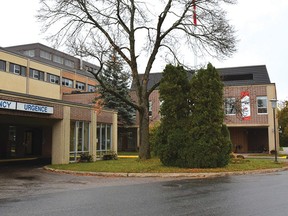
[0,100,17,110]
[17,102,54,114]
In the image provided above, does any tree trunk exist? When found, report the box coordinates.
[138,103,151,160]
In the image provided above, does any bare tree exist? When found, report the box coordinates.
[38,0,237,159]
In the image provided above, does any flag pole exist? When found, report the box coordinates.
[192,0,197,70]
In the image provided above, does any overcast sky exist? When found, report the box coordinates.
[1,0,287,101]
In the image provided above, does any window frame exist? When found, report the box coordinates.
[149,101,152,117]
[62,77,74,88]
[88,85,96,92]
[0,60,6,71]
[96,124,112,155]
[29,69,44,81]
[23,50,35,57]
[224,97,236,115]
[47,73,60,84]
[64,59,75,68]
[69,121,90,162]
[76,81,86,91]
[40,50,52,60]
[257,96,268,114]
[9,63,26,76]
[53,55,64,64]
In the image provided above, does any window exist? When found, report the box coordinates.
[9,63,26,76]
[62,77,74,88]
[70,121,90,162]
[224,98,236,115]
[0,60,6,71]
[64,59,75,68]
[53,55,63,64]
[76,81,85,90]
[47,73,60,84]
[149,101,152,117]
[40,50,52,60]
[257,96,268,114]
[23,50,35,57]
[221,74,253,81]
[86,66,95,73]
[29,69,44,81]
[88,85,96,92]
[97,124,112,154]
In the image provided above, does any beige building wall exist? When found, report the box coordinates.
[90,110,97,161]
[267,84,279,152]
[112,111,118,153]
[0,50,61,99]
[0,51,27,66]
[0,72,27,93]
[29,61,60,76]
[28,60,61,99]
[29,79,61,99]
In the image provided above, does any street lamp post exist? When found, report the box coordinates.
[270,98,278,162]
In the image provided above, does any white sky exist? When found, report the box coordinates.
[1,0,287,101]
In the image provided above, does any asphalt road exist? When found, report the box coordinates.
[1,162,288,216]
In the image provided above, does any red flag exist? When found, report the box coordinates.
[192,0,197,25]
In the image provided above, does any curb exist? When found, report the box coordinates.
[43,166,288,179]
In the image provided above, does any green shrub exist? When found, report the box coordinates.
[79,153,93,162]
[102,151,118,160]
[149,121,161,157]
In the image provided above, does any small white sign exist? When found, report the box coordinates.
[0,100,16,110]
[17,102,54,114]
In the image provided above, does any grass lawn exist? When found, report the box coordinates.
[48,158,288,173]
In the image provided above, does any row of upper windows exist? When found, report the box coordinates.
[0,59,96,92]
[23,49,76,68]
[149,97,268,118]
[224,96,268,115]
[23,49,98,73]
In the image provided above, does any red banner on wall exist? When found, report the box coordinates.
[241,91,251,120]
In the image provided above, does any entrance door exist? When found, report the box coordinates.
[248,128,268,153]
[24,131,33,155]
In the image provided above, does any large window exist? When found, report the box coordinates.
[0,60,6,71]
[97,124,112,154]
[224,98,236,115]
[149,101,152,117]
[29,69,44,81]
[9,63,26,76]
[76,81,85,90]
[62,77,74,88]
[64,59,75,68]
[53,55,64,64]
[70,121,90,162]
[257,96,268,114]
[40,50,52,60]
[88,85,96,92]
[47,73,60,84]
[23,50,35,57]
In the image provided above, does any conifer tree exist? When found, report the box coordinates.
[187,63,231,168]
[156,63,231,168]
[156,64,191,166]
[98,54,135,126]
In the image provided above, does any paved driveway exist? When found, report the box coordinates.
[0,160,167,200]
[1,161,288,216]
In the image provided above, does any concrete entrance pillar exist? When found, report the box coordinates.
[51,106,70,164]
[90,110,97,161]
[112,111,118,153]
